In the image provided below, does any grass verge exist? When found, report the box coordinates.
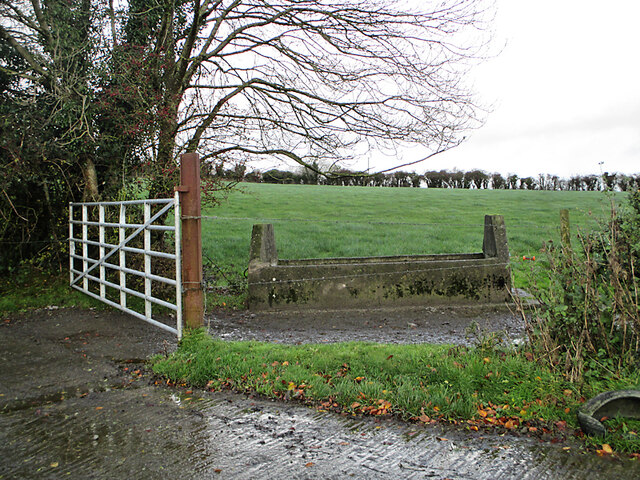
[152,329,640,455]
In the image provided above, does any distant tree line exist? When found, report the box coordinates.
[219,167,640,191]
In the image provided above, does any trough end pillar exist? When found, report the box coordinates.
[249,224,278,267]
[482,215,510,262]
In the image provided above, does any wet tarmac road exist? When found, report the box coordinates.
[1,308,639,479]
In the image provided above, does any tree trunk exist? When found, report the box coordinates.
[151,99,180,199]
[82,158,100,202]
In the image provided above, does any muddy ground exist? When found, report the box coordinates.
[206,304,526,345]
[1,307,639,479]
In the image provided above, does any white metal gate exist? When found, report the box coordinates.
[69,193,183,338]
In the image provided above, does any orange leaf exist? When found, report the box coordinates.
[478,409,488,418]
[417,407,430,423]
[305,462,314,467]
[470,426,479,431]
[436,437,448,442]
[483,357,490,364]
[602,444,613,454]
[351,402,361,409]
[282,361,289,366]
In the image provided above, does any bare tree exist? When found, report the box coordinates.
[182,0,489,170]
[2,0,490,199]
[118,0,491,194]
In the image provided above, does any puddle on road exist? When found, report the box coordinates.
[2,385,638,480]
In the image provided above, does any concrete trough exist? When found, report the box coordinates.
[247,215,511,311]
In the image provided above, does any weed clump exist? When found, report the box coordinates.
[521,190,640,383]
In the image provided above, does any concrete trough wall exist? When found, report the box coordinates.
[247,215,511,311]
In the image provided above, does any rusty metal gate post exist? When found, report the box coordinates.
[177,152,204,329]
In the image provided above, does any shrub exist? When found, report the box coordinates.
[522,190,640,382]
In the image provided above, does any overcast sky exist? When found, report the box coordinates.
[378,0,640,178]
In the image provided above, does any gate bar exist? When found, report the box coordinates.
[69,196,182,338]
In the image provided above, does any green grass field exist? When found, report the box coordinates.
[202,183,617,296]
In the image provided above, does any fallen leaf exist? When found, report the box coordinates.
[555,420,567,430]
[417,408,431,423]
[95,407,103,410]
[305,462,314,467]
[436,437,448,442]
[214,469,222,474]
[597,444,614,456]
[282,361,289,366]
[50,462,59,468]
[483,357,490,364]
